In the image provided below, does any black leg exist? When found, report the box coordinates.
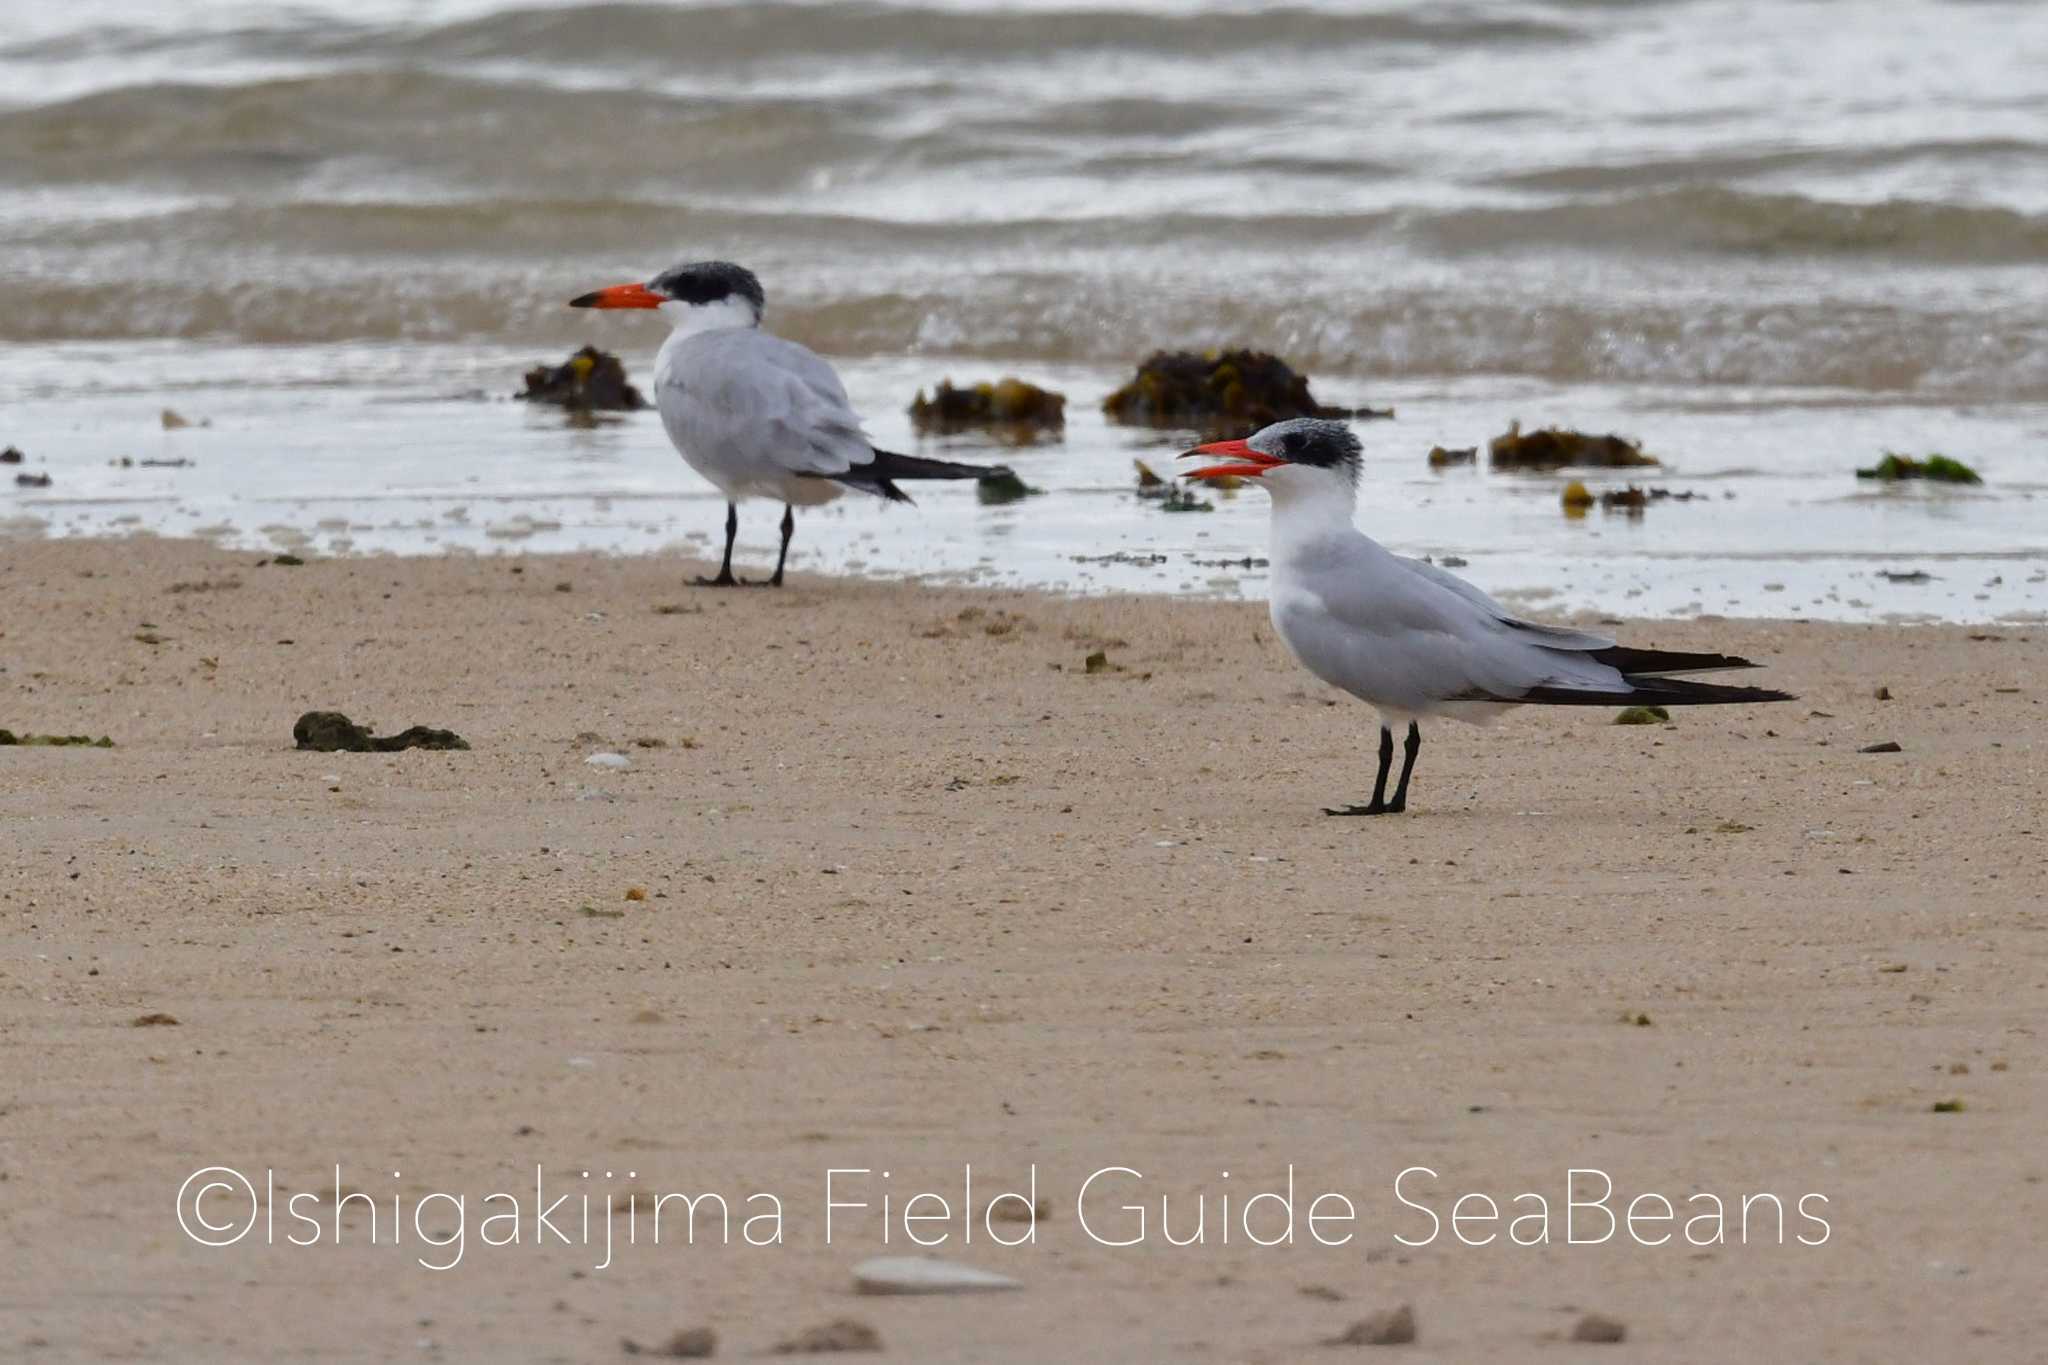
[768,504,794,587]
[694,502,741,588]
[1325,726,1396,817]
[1387,722,1421,813]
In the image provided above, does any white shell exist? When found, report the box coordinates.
[852,1257,1020,1296]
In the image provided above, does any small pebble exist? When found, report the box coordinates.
[586,752,632,770]
[621,1325,716,1357]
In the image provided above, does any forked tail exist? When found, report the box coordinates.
[821,448,1014,504]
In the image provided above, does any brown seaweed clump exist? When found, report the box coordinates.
[909,378,1065,439]
[517,345,646,411]
[1490,421,1658,469]
[1102,349,1374,438]
[1599,485,1704,511]
[293,711,469,753]
[1427,445,1476,468]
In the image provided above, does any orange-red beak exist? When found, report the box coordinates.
[1180,438,1283,480]
[568,282,665,310]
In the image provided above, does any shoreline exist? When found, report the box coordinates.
[5,535,2045,1360]
[5,340,2044,625]
[5,525,2039,630]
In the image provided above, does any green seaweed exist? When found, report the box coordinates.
[0,730,114,747]
[1613,706,1670,725]
[976,470,1044,505]
[1856,452,1982,485]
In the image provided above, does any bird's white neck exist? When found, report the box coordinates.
[658,296,761,340]
[1261,463,1361,542]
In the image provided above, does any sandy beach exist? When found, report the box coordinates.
[3,534,2043,1361]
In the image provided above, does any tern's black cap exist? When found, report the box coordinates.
[1254,417,1362,470]
[650,260,765,316]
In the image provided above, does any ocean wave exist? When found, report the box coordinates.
[7,238,2047,401]
[1488,139,2048,195]
[1410,188,2048,264]
[0,72,879,192]
[6,2,1579,73]
[39,183,2048,262]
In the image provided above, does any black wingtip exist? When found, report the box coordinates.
[1519,680,1797,707]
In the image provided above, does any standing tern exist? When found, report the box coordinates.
[1182,418,1793,815]
[571,260,1008,586]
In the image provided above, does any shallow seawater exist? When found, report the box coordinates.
[3,1,2047,620]
[3,342,2042,623]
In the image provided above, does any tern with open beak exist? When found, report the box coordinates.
[571,260,1008,587]
[1182,418,1793,814]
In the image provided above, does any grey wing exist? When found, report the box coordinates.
[663,331,877,479]
[1289,547,1624,707]
[1396,555,1614,651]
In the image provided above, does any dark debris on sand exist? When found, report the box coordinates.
[621,1325,717,1357]
[293,711,470,753]
[1102,349,1378,440]
[1323,1303,1417,1346]
[518,345,647,412]
[769,1318,881,1354]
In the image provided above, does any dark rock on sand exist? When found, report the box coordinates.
[1570,1313,1626,1343]
[1490,421,1658,469]
[0,445,22,463]
[1324,1303,1417,1346]
[518,345,647,412]
[621,1325,717,1357]
[16,472,52,487]
[1103,349,1371,438]
[910,378,1065,438]
[769,1318,881,1354]
[293,711,470,753]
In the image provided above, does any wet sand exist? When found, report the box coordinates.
[3,536,2043,1361]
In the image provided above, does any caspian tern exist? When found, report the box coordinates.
[571,260,1008,586]
[1182,418,1793,815]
